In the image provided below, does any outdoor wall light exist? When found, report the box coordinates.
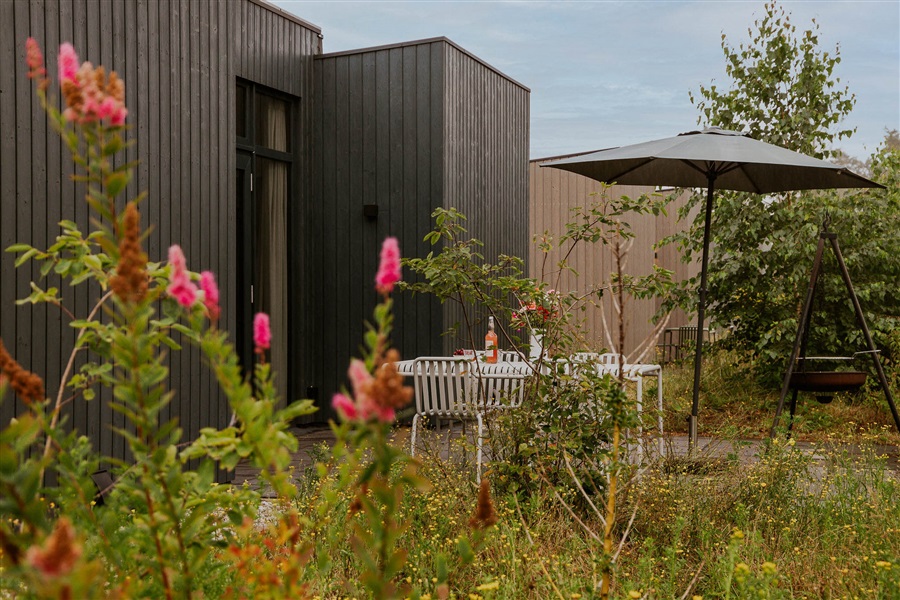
[363,204,379,219]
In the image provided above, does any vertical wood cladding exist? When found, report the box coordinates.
[441,42,530,353]
[528,159,698,357]
[0,0,320,468]
[312,38,530,420]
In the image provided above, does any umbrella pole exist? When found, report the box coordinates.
[689,176,716,449]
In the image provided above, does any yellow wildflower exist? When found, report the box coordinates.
[476,581,500,591]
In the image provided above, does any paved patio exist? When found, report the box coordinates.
[230,424,900,488]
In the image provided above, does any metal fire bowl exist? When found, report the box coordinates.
[789,371,867,393]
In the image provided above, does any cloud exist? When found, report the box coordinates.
[274,0,899,160]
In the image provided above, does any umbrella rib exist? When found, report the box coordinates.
[679,160,751,189]
[679,159,712,180]
[731,163,762,194]
[607,158,656,182]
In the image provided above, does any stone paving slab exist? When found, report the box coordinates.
[230,425,900,489]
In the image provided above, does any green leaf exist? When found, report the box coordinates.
[456,537,475,563]
[14,248,38,267]
[83,254,102,271]
[160,336,182,351]
[105,171,130,198]
[171,323,199,341]
[101,135,123,157]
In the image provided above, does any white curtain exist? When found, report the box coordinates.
[252,92,289,402]
[255,157,288,402]
[257,94,288,152]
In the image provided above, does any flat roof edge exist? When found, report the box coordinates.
[532,149,611,163]
[249,0,323,35]
[317,36,530,92]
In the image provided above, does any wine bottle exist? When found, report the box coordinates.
[485,316,498,364]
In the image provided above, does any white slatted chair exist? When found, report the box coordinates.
[581,352,664,457]
[470,362,528,409]
[410,357,486,480]
[499,349,528,363]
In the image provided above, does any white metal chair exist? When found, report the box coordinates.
[499,349,527,363]
[588,353,664,456]
[469,362,528,409]
[410,357,485,480]
[410,358,529,481]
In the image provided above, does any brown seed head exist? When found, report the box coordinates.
[25,517,82,577]
[469,477,498,530]
[0,338,45,405]
[110,202,149,303]
[106,71,124,103]
[61,77,84,119]
[368,349,413,411]
[93,65,106,90]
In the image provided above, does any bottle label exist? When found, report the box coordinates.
[485,338,497,363]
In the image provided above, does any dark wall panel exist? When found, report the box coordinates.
[312,41,449,420]
[311,38,529,418]
[442,42,531,353]
[0,0,321,468]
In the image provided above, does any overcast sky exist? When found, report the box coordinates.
[272,1,899,161]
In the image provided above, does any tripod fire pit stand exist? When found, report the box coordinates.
[770,226,900,437]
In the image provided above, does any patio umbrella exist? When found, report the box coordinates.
[542,126,882,446]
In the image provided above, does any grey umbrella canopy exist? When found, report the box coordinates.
[543,126,882,446]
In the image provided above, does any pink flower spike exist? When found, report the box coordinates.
[167,245,187,273]
[110,106,127,126]
[96,96,116,120]
[253,313,271,350]
[167,275,197,308]
[347,359,373,396]
[369,403,396,424]
[332,393,358,421]
[25,38,46,78]
[57,42,79,83]
[200,271,220,321]
[375,237,401,294]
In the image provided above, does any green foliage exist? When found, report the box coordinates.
[1,40,313,598]
[620,440,900,598]
[690,0,855,160]
[670,1,900,384]
[403,191,674,598]
[402,207,529,350]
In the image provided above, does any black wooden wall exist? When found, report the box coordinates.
[441,42,531,350]
[310,38,530,421]
[0,0,320,464]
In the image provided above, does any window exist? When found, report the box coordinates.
[236,81,295,401]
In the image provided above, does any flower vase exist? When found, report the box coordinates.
[529,331,544,362]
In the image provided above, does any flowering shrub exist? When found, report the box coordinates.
[2,40,499,599]
[405,194,674,598]
[1,39,312,598]
[510,288,561,332]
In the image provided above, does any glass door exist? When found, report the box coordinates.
[236,82,293,401]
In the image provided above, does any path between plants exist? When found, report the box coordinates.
[231,425,900,490]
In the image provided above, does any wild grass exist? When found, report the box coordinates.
[657,346,900,445]
[281,425,900,599]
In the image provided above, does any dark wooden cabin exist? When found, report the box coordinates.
[306,38,530,421]
[0,1,530,460]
